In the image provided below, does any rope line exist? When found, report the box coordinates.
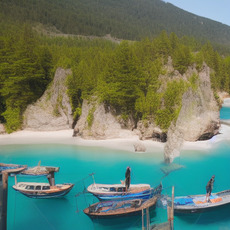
[30,200,56,230]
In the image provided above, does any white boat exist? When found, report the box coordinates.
[13,182,74,199]
[87,183,162,201]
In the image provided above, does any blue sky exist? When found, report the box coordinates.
[164,0,230,26]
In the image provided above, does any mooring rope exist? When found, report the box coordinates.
[30,199,56,230]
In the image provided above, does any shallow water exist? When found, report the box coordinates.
[0,107,230,230]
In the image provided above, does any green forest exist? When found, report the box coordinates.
[1,20,230,133]
[1,0,230,47]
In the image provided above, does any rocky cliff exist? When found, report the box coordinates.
[73,99,135,139]
[21,64,220,162]
[164,63,220,162]
[73,62,220,160]
[23,68,73,131]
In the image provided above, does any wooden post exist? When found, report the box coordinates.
[170,186,174,230]
[0,173,3,230]
[47,171,55,186]
[142,209,145,230]
[146,207,150,230]
[0,164,27,230]
[1,172,8,230]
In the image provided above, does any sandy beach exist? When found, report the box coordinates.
[0,129,163,153]
[0,122,230,153]
[1,96,230,153]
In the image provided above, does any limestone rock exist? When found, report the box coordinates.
[0,123,6,134]
[218,91,230,104]
[133,141,146,152]
[164,63,220,162]
[136,121,167,142]
[164,124,184,163]
[73,99,134,139]
[23,68,73,131]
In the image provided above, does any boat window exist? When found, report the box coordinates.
[36,186,41,190]
[27,185,34,190]
[118,187,126,192]
[110,187,116,192]
[43,186,50,190]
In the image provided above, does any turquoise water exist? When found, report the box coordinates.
[0,106,230,230]
[220,106,230,120]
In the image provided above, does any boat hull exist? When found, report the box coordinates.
[84,197,157,218]
[174,202,230,214]
[174,190,230,214]
[13,183,74,199]
[95,188,153,201]
[87,183,162,201]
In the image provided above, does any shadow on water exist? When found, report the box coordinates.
[175,203,230,225]
[90,208,157,230]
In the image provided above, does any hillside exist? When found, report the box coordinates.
[1,0,230,47]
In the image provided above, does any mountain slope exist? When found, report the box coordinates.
[1,0,230,46]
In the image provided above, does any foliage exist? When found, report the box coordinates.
[2,106,21,133]
[155,80,186,130]
[173,45,192,74]
[1,19,230,133]
[0,23,53,132]
[1,0,230,49]
[87,107,95,128]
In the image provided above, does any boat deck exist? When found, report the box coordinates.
[84,197,157,217]
[174,190,230,213]
[88,183,151,194]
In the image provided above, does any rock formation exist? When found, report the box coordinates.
[0,123,5,134]
[133,141,146,152]
[164,63,220,162]
[135,120,167,142]
[73,99,165,142]
[73,99,135,139]
[23,68,73,131]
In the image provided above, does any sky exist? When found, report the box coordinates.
[164,0,230,26]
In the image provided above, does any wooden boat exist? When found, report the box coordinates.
[13,182,74,198]
[84,196,158,218]
[87,183,162,201]
[174,190,230,213]
[20,161,59,177]
[0,163,26,174]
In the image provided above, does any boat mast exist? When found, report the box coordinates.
[14,175,17,186]
[90,173,96,189]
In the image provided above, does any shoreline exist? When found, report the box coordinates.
[0,129,163,153]
[0,123,230,153]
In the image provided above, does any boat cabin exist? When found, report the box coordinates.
[17,183,52,191]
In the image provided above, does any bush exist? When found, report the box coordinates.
[3,107,21,133]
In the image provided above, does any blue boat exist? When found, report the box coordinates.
[0,163,26,174]
[87,183,162,201]
[13,182,74,198]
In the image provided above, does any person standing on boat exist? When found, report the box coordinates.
[125,166,131,191]
[206,175,215,202]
